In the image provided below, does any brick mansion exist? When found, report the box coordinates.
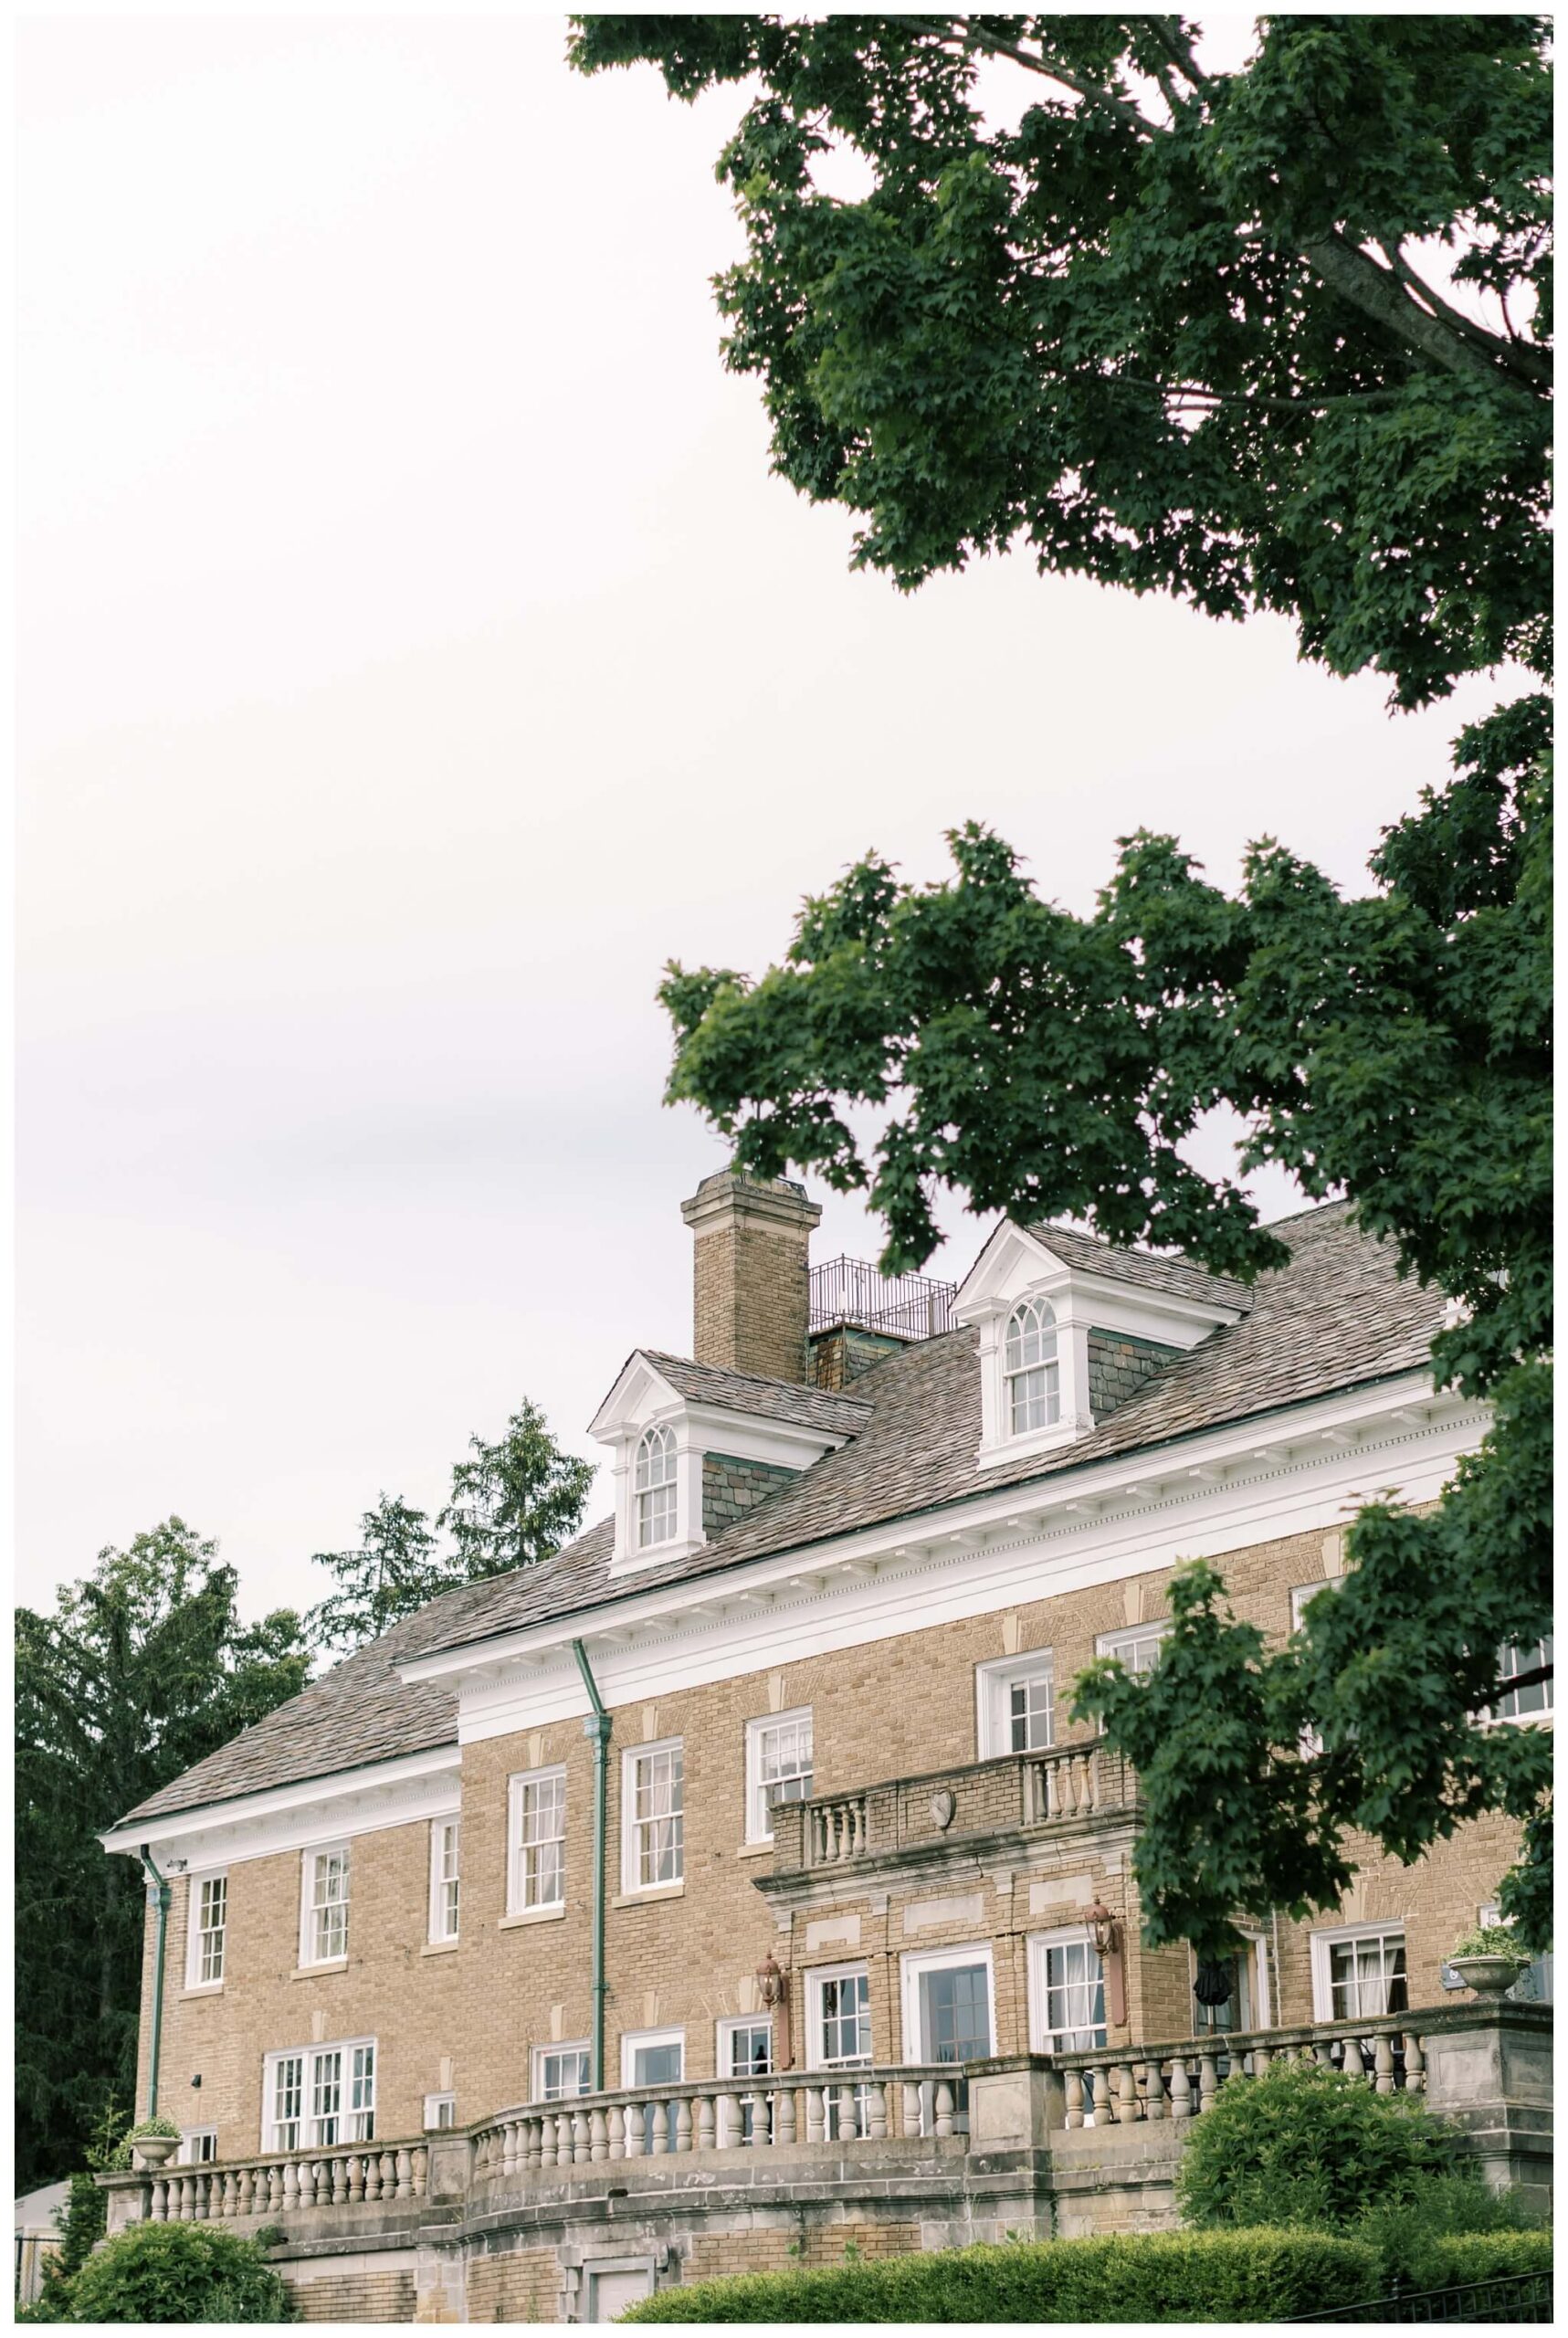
[100,1171,1552,2321]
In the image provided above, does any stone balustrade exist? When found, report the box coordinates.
[776,1739,1135,1874]
[138,2142,429,2225]
[1051,2011,1436,2130]
[469,2063,966,2182]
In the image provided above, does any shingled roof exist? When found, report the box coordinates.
[1024,1221,1254,1313]
[117,1202,1443,1827]
[634,1353,872,1435]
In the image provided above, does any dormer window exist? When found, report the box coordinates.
[1005,1300,1059,1435]
[635,1426,678,1549]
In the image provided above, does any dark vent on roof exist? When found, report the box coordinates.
[808,1257,957,1343]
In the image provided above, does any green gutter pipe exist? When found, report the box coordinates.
[139,1845,172,2120]
[571,1640,612,2093]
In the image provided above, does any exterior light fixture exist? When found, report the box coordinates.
[755,1949,793,2069]
[1086,1901,1119,1959]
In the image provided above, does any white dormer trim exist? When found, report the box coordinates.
[590,1353,852,1577]
[954,1222,1244,1471]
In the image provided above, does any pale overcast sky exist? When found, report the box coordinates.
[17,11,1509,1621]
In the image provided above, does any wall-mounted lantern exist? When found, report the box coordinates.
[756,1949,793,2069]
[1085,1900,1128,2028]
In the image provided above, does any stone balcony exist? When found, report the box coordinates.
[765,1738,1136,1888]
[100,2001,1551,2321]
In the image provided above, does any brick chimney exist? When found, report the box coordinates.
[680,1170,822,1385]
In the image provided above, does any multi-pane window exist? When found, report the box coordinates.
[1004,1299,1059,1435]
[429,1819,460,1943]
[635,1425,679,1549]
[1492,1637,1554,1721]
[189,1873,227,1986]
[510,1769,566,1911]
[976,1654,1055,1760]
[745,1711,814,1842]
[626,1743,684,1890]
[1323,1930,1408,2021]
[534,2046,592,2102]
[1095,1623,1169,1678]
[814,1968,872,2068]
[1033,1933,1108,2052]
[622,2031,685,2089]
[302,1846,350,1964]
[264,2039,375,2152]
[720,2017,773,2143]
[1008,1671,1055,1753]
[424,2093,456,2131]
[179,2129,217,2164]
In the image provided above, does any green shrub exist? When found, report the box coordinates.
[619,2230,1380,2322]
[64,2221,298,2323]
[1415,2229,1552,2287]
[1450,1924,1531,1961]
[1353,2174,1545,2288]
[1176,2059,1462,2231]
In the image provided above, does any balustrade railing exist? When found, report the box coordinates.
[1052,2013,1436,2132]
[470,2065,965,2182]
[787,1740,1134,1871]
[142,2142,428,2223]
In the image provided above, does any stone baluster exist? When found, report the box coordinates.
[1373,2036,1395,2096]
[1143,2060,1165,2121]
[865,2081,888,2142]
[1119,2063,1140,2125]
[588,2107,608,2164]
[714,2090,734,2150]
[412,2146,429,2198]
[523,2116,542,2171]
[1253,2044,1272,2080]
[377,2149,396,2197]
[806,2088,826,2144]
[148,2175,168,2221]
[1315,2041,1335,2069]
[837,2082,859,2143]
[1198,2051,1219,2114]
[691,2093,712,2153]
[932,2081,955,2140]
[775,2086,796,2147]
[1064,2069,1085,2130]
[350,2154,366,2203]
[900,2081,921,2139]
[1405,2032,1426,2093]
[391,2146,410,2199]
[331,2155,349,2206]
[624,2102,645,2158]
[1169,2060,1192,2121]
[674,2099,693,2154]
[500,2122,516,2178]
[649,2101,668,2156]
[607,2106,626,2162]
[567,2111,586,2165]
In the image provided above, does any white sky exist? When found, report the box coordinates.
[17,11,1512,1621]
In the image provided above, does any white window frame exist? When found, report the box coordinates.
[1095,1621,1170,1676]
[621,1739,684,1895]
[178,2128,217,2165]
[634,1424,679,1551]
[423,2092,457,2131]
[1027,1926,1109,2054]
[1309,1924,1408,2023]
[299,1842,350,1968]
[805,1963,873,2071]
[900,1942,997,2066]
[184,1870,227,1991]
[262,2037,376,2152]
[428,1817,460,1943]
[508,1766,567,1913]
[1487,1637,1554,1725]
[744,1709,814,1844]
[975,1651,1056,1760]
[619,2027,686,2091]
[532,2042,593,2102]
[1004,1296,1060,1436]
[717,2014,774,2079]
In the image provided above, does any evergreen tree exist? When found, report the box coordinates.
[15,1525,311,2190]
[437,1400,596,1580]
[305,1494,443,1658]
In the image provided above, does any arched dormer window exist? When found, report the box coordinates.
[634,1425,679,1549]
[1005,1299,1059,1436]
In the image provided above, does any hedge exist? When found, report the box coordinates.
[1410,2230,1553,2288]
[618,2230,1382,2322]
[1176,2059,1462,2232]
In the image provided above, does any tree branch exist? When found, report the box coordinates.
[1302,228,1547,401]
[914,15,1157,139]
[1378,241,1552,389]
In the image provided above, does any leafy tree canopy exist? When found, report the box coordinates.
[309,1402,595,1653]
[571,14,1552,1953]
[569,12,1550,709]
[15,1525,311,2189]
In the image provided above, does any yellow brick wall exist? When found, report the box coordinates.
[466,2247,559,2323]
[138,1513,1528,2154]
[286,2268,416,2322]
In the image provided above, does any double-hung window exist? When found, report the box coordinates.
[186,1873,227,1988]
[1029,1930,1108,2054]
[300,1845,350,1966]
[1095,1622,1169,1678]
[635,1426,678,1549]
[424,2092,456,2130]
[264,2039,375,2152]
[809,1964,872,2140]
[1312,1927,1407,2022]
[429,1818,460,1943]
[1491,1637,1554,1722]
[509,1768,566,1912]
[179,2129,217,2165]
[533,2043,592,2102]
[1004,1299,1059,1434]
[624,1742,683,1891]
[745,1711,813,1843]
[975,1653,1055,1759]
[719,2017,773,2143]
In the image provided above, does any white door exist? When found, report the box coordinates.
[587,2265,654,2322]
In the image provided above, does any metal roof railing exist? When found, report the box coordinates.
[808,1257,957,1343]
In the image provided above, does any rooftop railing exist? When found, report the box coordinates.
[808,1257,957,1343]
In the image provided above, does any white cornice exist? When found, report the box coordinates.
[100,1745,461,1869]
[402,1372,1482,1696]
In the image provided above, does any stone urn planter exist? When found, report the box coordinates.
[1447,1953,1528,1999]
[131,2133,178,2170]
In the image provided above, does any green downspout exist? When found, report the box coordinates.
[139,1845,172,2120]
[571,1640,612,2093]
